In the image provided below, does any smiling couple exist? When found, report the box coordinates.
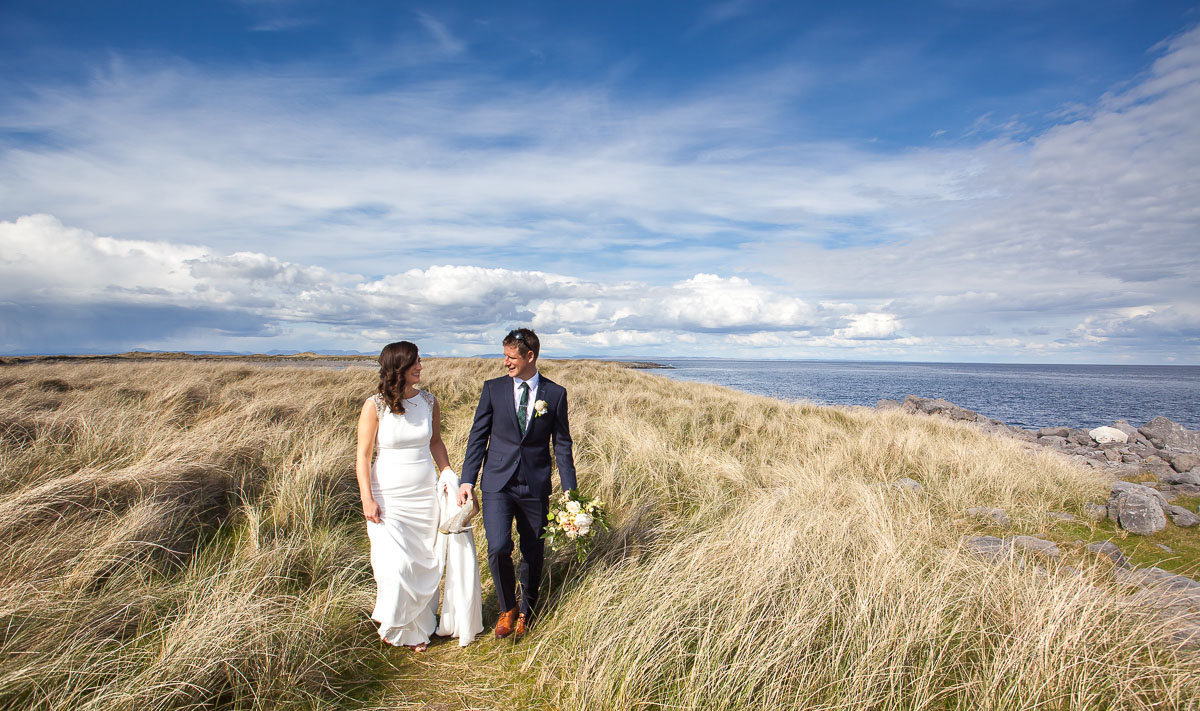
[354,328,576,650]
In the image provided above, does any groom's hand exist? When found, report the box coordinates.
[457,483,473,507]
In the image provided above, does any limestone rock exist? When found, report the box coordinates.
[1087,541,1130,569]
[1160,470,1200,486]
[1110,481,1168,507]
[1038,426,1070,439]
[1046,511,1075,522]
[892,477,922,492]
[1084,502,1108,521]
[964,535,1012,563]
[1108,483,1168,535]
[1138,417,1200,453]
[1164,451,1200,473]
[1089,426,1129,444]
[1115,567,1200,613]
[901,395,979,422]
[967,506,1011,527]
[1006,426,1037,442]
[1011,535,1060,559]
[1068,430,1095,447]
[1112,420,1140,439]
[1165,504,1200,528]
[1037,435,1068,448]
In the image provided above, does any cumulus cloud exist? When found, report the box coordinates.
[0,214,873,354]
[0,21,1197,360]
[762,24,1200,361]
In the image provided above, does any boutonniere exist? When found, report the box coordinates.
[533,400,548,418]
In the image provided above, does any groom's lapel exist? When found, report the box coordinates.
[500,377,521,434]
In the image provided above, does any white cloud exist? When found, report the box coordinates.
[0,214,869,354]
[0,22,1197,361]
[836,312,902,339]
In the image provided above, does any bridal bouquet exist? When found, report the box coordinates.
[542,489,609,563]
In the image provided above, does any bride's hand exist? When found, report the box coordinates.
[362,498,382,524]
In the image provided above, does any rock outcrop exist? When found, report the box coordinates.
[887,396,1200,501]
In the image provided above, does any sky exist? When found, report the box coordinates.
[1,1,1198,362]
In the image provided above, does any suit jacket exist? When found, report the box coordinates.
[461,374,577,500]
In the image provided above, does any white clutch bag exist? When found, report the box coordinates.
[438,469,478,534]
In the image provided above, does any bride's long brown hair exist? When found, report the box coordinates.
[377,341,419,415]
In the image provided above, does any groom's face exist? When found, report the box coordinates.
[503,344,537,380]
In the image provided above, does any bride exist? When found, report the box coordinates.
[355,341,482,650]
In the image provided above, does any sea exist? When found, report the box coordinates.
[643,360,1200,430]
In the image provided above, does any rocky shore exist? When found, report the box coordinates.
[878,394,1200,535]
[880,395,1200,647]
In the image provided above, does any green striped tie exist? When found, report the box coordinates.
[517,382,530,434]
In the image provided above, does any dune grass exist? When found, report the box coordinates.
[0,358,1197,710]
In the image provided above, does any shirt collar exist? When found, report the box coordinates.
[514,371,540,390]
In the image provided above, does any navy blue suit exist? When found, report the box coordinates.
[462,374,576,618]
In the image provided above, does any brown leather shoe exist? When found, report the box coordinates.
[514,613,528,638]
[494,607,518,639]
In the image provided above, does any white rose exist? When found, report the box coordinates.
[566,500,582,514]
[557,511,569,524]
[566,529,578,539]
[534,400,548,416]
[577,525,590,536]
[574,513,592,528]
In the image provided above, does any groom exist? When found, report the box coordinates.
[458,328,576,639]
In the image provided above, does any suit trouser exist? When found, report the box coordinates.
[482,477,549,617]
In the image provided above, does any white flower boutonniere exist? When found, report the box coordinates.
[533,400,548,418]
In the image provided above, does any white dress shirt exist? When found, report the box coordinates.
[512,371,540,425]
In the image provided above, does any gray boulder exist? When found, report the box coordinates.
[901,395,979,422]
[1138,417,1200,453]
[892,477,922,492]
[1108,420,1137,437]
[1114,567,1200,614]
[1006,426,1037,442]
[1160,469,1200,486]
[1108,482,1168,535]
[1110,481,1169,506]
[1165,504,1200,528]
[964,536,1013,563]
[1037,435,1068,448]
[1068,430,1095,447]
[1046,511,1075,522]
[1038,426,1071,439]
[1087,541,1130,569]
[1084,502,1108,521]
[967,506,1011,527]
[1011,535,1060,559]
[1163,451,1200,473]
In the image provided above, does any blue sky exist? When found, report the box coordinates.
[1,1,1198,362]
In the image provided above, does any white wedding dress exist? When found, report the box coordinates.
[367,391,442,646]
[366,391,483,647]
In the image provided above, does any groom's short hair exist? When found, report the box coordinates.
[503,328,540,359]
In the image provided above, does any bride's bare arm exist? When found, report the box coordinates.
[429,398,453,473]
[356,400,382,523]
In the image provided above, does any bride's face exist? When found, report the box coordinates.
[405,357,422,385]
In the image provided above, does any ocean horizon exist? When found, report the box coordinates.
[641,359,1200,431]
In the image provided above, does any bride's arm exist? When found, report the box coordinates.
[356,400,382,523]
[429,398,453,474]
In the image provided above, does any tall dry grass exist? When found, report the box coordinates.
[0,359,1197,710]
[523,364,1200,710]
